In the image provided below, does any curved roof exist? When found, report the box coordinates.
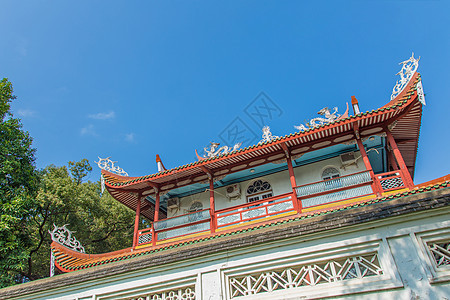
[103,73,423,218]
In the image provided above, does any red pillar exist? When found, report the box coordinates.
[132,193,142,248]
[385,129,414,188]
[152,190,160,246]
[285,154,301,213]
[209,176,216,234]
[355,136,381,196]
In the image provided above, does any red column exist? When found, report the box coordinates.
[355,137,381,196]
[285,155,301,213]
[152,190,160,246]
[281,143,301,212]
[209,176,216,234]
[132,193,142,248]
[385,129,414,188]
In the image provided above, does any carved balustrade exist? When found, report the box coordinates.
[374,170,406,192]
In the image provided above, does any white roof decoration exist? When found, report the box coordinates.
[96,157,128,176]
[391,53,420,101]
[49,224,85,253]
[259,126,279,144]
[199,142,242,159]
[294,107,341,132]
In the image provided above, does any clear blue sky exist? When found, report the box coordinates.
[1,1,449,184]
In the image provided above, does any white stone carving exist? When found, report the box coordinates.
[228,253,382,298]
[100,174,105,195]
[295,107,340,131]
[48,224,85,253]
[391,53,420,100]
[50,251,55,277]
[130,286,196,300]
[416,80,426,105]
[199,142,242,159]
[259,126,279,144]
[95,157,128,176]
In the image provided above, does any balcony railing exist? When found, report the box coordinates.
[137,209,211,246]
[137,170,409,247]
[215,192,295,229]
[295,171,373,208]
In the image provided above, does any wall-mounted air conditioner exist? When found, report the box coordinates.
[226,184,241,200]
[167,197,179,210]
[340,151,357,169]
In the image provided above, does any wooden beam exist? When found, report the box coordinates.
[384,128,414,188]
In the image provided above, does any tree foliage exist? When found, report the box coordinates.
[0,78,136,287]
[0,78,38,287]
[22,161,135,281]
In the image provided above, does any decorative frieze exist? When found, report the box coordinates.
[228,253,383,298]
[130,286,196,300]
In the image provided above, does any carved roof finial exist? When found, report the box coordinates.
[391,53,420,100]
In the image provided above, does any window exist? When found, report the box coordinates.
[246,179,273,203]
[322,167,342,190]
[322,167,340,180]
[189,201,203,212]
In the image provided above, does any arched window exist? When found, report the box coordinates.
[322,167,340,180]
[322,167,341,190]
[189,201,203,212]
[246,179,273,203]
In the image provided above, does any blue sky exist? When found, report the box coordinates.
[1,1,449,184]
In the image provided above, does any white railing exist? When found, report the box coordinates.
[157,222,211,241]
[153,209,210,231]
[216,193,295,228]
[295,171,372,197]
[301,185,373,208]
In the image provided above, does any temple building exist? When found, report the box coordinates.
[1,54,449,299]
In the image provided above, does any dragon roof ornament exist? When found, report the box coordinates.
[96,157,128,176]
[195,142,242,160]
[259,126,279,144]
[294,106,341,132]
[48,224,85,253]
[391,53,420,101]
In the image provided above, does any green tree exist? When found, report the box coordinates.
[0,78,39,287]
[23,160,135,281]
[0,78,136,286]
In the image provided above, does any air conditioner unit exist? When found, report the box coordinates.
[340,151,357,169]
[340,152,356,164]
[167,197,179,210]
[226,184,241,199]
